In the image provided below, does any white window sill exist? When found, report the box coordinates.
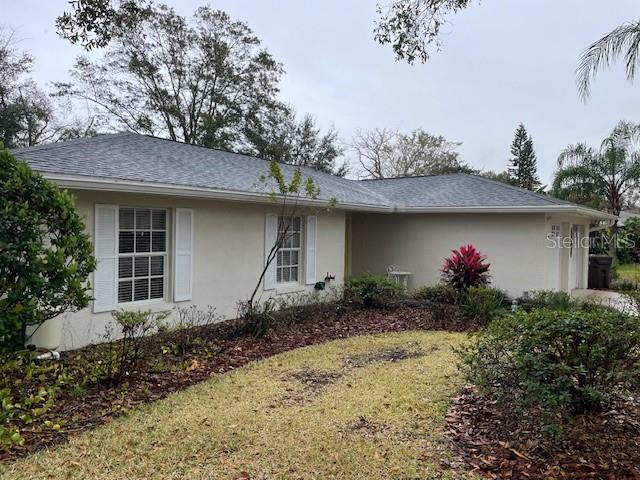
[275,283,307,295]
[115,298,175,312]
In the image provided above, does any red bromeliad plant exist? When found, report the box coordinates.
[441,244,491,290]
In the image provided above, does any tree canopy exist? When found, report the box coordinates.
[553,121,640,216]
[55,6,283,150]
[244,106,346,175]
[0,29,96,148]
[374,0,472,63]
[54,4,346,175]
[56,0,153,50]
[351,128,472,178]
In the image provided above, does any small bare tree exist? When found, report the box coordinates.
[241,160,334,335]
[351,127,468,179]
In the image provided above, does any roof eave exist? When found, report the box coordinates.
[392,205,616,219]
[42,173,617,220]
[44,173,391,213]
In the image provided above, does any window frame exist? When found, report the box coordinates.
[116,206,169,306]
[276,215,304,285]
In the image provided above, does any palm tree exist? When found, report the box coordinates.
[577,20,640,99]
[553,121,640,254]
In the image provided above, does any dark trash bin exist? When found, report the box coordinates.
[588,255,613,289]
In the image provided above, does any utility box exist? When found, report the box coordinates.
[588,255,613,289]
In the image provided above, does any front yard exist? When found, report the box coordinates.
[2,331,474,480]
[617,262,640,285]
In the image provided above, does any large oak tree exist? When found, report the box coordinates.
[55,5,284,150]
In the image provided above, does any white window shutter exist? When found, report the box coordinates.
[305,216,317,285]
[93,204,118,313]
[174,208,193,301]
[264,213,278,290]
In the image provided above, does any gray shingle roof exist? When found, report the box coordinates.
[360,174,573,208]
[12,133,388,207]
[11,132,600,215]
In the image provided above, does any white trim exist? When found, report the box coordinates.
[93,204,118,313]
[275,283,307,295]
[305,216,317,285]
[41,172,616,220]
[173,208,193,302]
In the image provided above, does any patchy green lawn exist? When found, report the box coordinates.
[617,262,640,284]
[1,331,476,480]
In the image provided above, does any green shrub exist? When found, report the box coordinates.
[0,148,96,355]
[167,305,220,361]
[611,278,636,292]
[238,299,277,337]
[458,308,640,414]
[112,309,169,379]
[516,290,574,311]
[343,275,405,308]
[459,286,511,326]
[413,283,459,304]
[274,289,343,324]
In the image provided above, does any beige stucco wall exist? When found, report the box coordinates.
[349,212,590,297]
[53,190,346,350]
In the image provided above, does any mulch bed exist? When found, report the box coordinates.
[445,385,640,479]
[2,305,461,464]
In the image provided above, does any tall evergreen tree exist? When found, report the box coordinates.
[508,123,540,190]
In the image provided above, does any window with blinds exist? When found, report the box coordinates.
[117,207,167,304]
[276,216,302,283]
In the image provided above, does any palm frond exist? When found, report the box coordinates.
[557,143,593,168]
[552,164,597,191]
[576,19,640,100]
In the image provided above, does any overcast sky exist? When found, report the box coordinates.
[3,0,640,183]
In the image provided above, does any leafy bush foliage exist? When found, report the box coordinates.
[413,283,509,327]
[516,290,616,314]
[516,290,575,312]
[165,305,221,361]
[611,277,636,292]
[343,275,406,308]
[459,286,511,326]
[238,299,277,337]
[0,148,96,354]
[413,283,458,304]
[617,216,640,263]
[458,308,640,414]
[274,289,344,325]
[441,244,490,290]
[110,309,169,380]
